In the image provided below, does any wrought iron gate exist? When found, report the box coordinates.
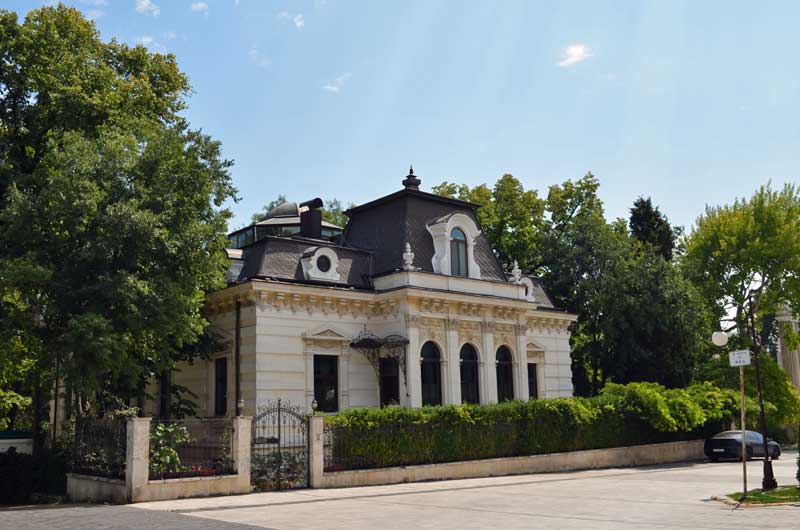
[251,399,309,490]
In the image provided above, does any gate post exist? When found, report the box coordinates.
[232,416,252,488]
[125,417,151,503]
[309,415,324,488]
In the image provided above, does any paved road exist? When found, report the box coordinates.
[2,450,797,530]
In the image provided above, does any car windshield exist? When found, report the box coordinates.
[713,431,742,439]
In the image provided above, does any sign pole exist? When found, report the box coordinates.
[728,349,751,501]
[739,365,747,500]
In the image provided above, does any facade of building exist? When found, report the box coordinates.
[165,169,576,417]
[777,309,800,395]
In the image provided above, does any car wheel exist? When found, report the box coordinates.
[746,447,753,461]
[709,455,719,462]
[773,448,781,460]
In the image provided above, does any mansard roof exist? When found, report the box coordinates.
[223,168,560,310]
[231,236,372,288]
[342,188,506,280]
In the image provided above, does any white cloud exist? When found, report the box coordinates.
[557,44,592,67]
[136,35,155,46]
[248,46,271,69]
[80,0,107,5]
[191,2,209,16]
[322,73,351,94]
[86,9,104,19]
[135,0,160,17]
[278,11,304,30]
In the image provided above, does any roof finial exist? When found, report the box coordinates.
[402,164,421,190]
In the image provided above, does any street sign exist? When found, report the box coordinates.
[729,349,752,367]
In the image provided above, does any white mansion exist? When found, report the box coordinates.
[165,169,576,416]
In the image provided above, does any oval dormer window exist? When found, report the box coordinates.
[450,228,468,277]
[316,255,331,273]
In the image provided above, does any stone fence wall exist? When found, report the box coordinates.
[67,417,251,504]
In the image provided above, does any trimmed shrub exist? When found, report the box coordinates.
[324,382,736,470]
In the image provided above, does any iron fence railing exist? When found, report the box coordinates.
[149,418,235,480]
[72,417,127,479]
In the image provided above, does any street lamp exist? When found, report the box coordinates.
[711,331,729,348]
[752,344,779,490]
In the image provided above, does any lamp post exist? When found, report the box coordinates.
[752,344,778,490]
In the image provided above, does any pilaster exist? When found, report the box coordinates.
[483,322,497,403]
[407,315,422,408]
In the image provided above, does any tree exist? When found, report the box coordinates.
[685,183,800,425]
[433,174,545,272]
[435,172,712,394]
[629,197,678,260]
[321,198,351,228]
[0,6,236,440]
[598,246,711,388]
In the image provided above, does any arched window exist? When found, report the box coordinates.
[496,346,515,402]
[450,228,468,277]
[420,342,442,406]
[459,344,480,404]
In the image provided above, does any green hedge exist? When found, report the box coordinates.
[324,382,738,470]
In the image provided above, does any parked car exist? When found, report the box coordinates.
[704,430,781,461]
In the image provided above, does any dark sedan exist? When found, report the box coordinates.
[704,430,781,461]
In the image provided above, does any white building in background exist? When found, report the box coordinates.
[777,309,800,395]
[159,169,576,417]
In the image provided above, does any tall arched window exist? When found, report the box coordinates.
[450,228,468,277]
[496,346,515,402]
[459,344,480,404]
[420,341,442,406]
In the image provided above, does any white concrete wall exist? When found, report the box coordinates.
[0,438,33,454]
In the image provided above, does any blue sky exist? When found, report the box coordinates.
[8,1,800,231]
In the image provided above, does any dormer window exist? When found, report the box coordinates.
[426,213,482,279]
[450,228,468,277]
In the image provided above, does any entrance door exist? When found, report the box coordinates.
[379,357,400,407]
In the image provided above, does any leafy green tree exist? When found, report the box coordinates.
[435,172,712,395]
[685,183,800,425]
[598,246,711,388]
[0,6,235,440]
[433,174,545,272]
[629,197,678,260]
[699,354,800,427]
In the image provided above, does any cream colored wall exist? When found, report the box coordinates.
[181,281,577,417]
[524,328,573,398]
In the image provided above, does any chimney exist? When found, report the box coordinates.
[299,198,324,239]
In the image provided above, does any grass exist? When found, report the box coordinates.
[727,486,800,504]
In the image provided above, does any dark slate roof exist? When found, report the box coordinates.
[225,179,562,310]
[526,276,555,309]
[232,236,372,288]
[342,189,507,281]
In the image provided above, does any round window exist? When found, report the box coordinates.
[316,255,331,272]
